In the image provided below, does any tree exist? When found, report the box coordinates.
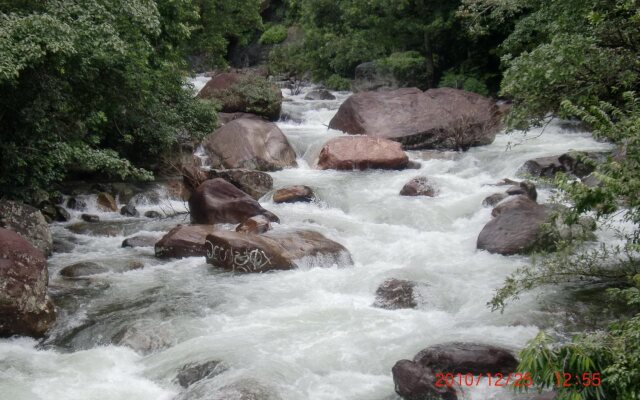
[0,0,217,201]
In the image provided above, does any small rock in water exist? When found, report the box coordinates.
[373,279,418,310]
[144,210,163,219]
[111,323,172,355]
[54,205,71,222]
[406,160,422,169]
[236,215,272,234]
[120,204,139,217]
[122,235,158,248]
[400,176,437,197]
[53,237,75,253]
[304,89,336,101]
[81,214,100,222]
[176,378,282,400]
[126,260,145,271]
[175,360,228,388]
[505,180,537,201]
[482,193,507,207]
[97,192,117,212]
[273,185,315,204]
[60,262,109,278]
[66,197,87,210]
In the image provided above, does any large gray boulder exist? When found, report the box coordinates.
[0,201,53,256]
[202,118,297,171]
[0,228,56,338]
[329,87,501,150]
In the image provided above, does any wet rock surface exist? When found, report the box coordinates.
[0,201,53,256]
[329,87,500,150]
[155,225,218,259]
[175,360,228,388]
[400,176,437,197]
[273,185,315,204]
[209,168,273,200]
[0,228,56,337]
[373,279,418,309]
[59,262,109,278]
[316,136,409,171]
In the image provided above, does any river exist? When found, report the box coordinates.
[0,81,614,400]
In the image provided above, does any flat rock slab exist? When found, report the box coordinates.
[155,225,218,259]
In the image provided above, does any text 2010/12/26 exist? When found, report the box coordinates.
[434,372,602,388]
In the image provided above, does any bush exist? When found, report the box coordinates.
[324,74,351,91]
[375,51,428,89]
[259,24,288,45]
[438,70,490,96]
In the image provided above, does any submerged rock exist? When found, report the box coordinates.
[66,197,87,210]
[122,235,158,248]
[120,204,139,217]
[0,228,56,338]
[373,279,418,310]
[205,229,352,273]
[112,322,172,355]
[175,360,228,388]
[305,89,336,100]
[0,200,53,256]
[188,179,279,225]
[316,136,409,171]
[329,87,500,150]
[81,214,100,223]
[144,210,163,219]
[59,262,109,278]
[400,176,437,197]
[202,118,297,171]
[155,225,219,259]
[273,185,315,204]
[177,378,282,400]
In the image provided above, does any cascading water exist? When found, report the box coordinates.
[0,80,615,400]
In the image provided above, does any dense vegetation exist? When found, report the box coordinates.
[1,0,639,397]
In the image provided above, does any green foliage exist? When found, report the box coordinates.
[438,69,490,96]
[0,0,217,200]
[188,0,263,68]
[291,0,502,89]
[206,75,282,120]
[259,24,288,45]
[375,51,428,89]
[324,74,351,91]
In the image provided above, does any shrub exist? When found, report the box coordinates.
[439,70,490,96]
[375,51,428,89]
[259,24,288,45]
[324,74,351,91]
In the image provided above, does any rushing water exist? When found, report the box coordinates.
[0,82,615,400]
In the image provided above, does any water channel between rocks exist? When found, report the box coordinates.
[0,81,615,400]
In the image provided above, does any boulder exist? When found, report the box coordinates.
[305,89,336,100]
[59,262,109,278]
[67,221,139,237]
[155,225,218,259]
[81,214,100,223]
[175,360,228,388]
[96,192,117,212]
[482,193,507,207]
[316,136,409,171]
[66,197,87,210]
[144,210,162,219]
[273,185,315,204]
[188,179,279,225]
[197,73,282,120]
[39,203,70,222]
[120,204,139,217]
[519,152,604,179]
[505,180,537,201]
[205,229,352,273]
[392,360,458,400]
[329,87,500,150]
[400,176,437,197]
[478,197,552,255]
[0,228,56,337]
[0,200,53,256]
[373,279,418,310]
[414,342,519,375]
[122,235,158,248]
[202,118,297,171]
[236,215,272,234]
[209,169,273,200]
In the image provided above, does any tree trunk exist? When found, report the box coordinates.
[424,31,435,88]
